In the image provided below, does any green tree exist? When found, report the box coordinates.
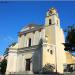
[65,25,75,52]
[0,59,7,74]
[40,63,55,74]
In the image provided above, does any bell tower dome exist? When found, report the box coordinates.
[45,8,60,27]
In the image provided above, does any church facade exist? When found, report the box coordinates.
[6,8,66,74]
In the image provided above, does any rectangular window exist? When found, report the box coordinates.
[26,59,30,71]
[49,19,51,25]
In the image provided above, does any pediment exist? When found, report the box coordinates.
[20,24,35,32]
[20,24,43,32]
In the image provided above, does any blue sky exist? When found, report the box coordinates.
[0,1,75,55]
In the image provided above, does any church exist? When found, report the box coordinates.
[6,8,67,74]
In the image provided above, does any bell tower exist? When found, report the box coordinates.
[45,8,60,28]
[44,8,66,74]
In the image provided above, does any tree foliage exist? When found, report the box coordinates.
[0,58,7,74]
[65,25,75,52]
[40,63,55,74]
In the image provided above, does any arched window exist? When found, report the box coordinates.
[28,38,31,47]
[49,19,52,25]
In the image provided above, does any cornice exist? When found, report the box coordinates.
[18,45,39,50]
[18,26,44,36]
